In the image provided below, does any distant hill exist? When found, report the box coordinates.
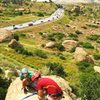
[54,0,100,4]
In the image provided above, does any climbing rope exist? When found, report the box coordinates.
[21,92,37,100]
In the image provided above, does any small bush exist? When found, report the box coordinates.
[79,42,94,49]
[34,49,48,59]
[57,53,66,60]
[80,73,100,100]
[34,11,49,17]
[87,24,99,28]
[76,61,92,71]
[70,47,76,53]
[87,35,100,41]
[75,30,83,35]
[69,33,78,38]
[46,62,67,78]
[96,38,100,43]
[13,33,19,41]
[55,43,65,51]
[0,77,11,100]
[15,47,33,56]
[68,33,78,41]
[93,53,100,60]
[59,54,66,60]
[0,68,3,73]
[47,32,65,41]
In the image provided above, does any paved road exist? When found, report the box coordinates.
[0,8,64,31]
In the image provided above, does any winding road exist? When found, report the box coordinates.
[0,8,64,31]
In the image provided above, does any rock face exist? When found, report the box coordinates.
[0,29,13,43]
[62,40,77,51]
[45,41,55,48]
[6,76,75,100]
[74,47,94,63]
[8,39,23,49]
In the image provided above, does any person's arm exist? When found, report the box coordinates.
[38,90,43,100]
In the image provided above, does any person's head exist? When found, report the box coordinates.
[21,68,28,77]
[31,72,41,83]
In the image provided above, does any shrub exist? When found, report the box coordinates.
[13,33,19,41]
[55,43,65,51]
[70,47,76,53]
[87,35,100,41]
[35,11,49,17]
[0,68,3,73]
[68,33,78,41]
[75,30,83,35]
[34,49,48,59]
[46,62,67,78]
[15,47,33,56]
[69,33,78,38]
[80,73,100,100]
[13,11,23,16]
[59,54,66,60]
[0,77,11,100]
[79,42,94,49]
[37,12,44,17]
[76,61,92,71]
[93,53,100,60]
[87,24,99,28]
[96,38,100,43]
[14,32,26,38]
[47,32,65,41]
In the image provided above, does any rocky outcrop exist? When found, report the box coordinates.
[74,47,94,63]
[45,41,55,48]
[6,76,75,100]
[0,29,13,43]
[62,40,78,51]
[8,39,23,49]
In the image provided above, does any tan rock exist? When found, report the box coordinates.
[0,29,13,43]
[74,47,94,63]
[45,41,55,48]
[62,40,77,51]
[8,39,23,49]
[94,66,100,73]
[6,76,75,100]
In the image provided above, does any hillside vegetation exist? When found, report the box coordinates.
[0,2,100,100]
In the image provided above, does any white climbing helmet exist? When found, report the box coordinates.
[21,68,28,74]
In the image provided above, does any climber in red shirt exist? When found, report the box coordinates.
[31,72,63,100]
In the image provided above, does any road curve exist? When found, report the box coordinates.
[0,8,64,31]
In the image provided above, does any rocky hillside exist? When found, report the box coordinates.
[55,0,100,4]
[0,2,100,100]
[5,76,75,100]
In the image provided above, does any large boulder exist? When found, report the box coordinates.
[8,39,23,49]
[74,47,94,63]
[62,40,78,51]
[5,76,75,100]
[45,41,55,48]
[0,29,13,43]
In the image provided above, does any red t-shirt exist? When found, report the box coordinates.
[37,78,62,95]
